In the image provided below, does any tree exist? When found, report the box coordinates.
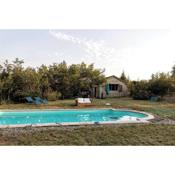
[78,63,105,97]
[0,59,106,102]
[130,80,150,100]
[148,72,172,98]
[120,71,127,81]
[49,61,69,99]
[23,68,40,97]
[172,65,175,77]
[120,71,130,86]
[0,60,13,101]
[0,79,3,104]
[48,61,105,99]
[9,58,40,102]
[38,65,50,98]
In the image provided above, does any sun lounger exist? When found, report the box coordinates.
[76,98,92,106]
[25,96,42,105]
[34,97,48,104]
[25,97,34,103]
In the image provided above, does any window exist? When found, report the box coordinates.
[109,84,119,91]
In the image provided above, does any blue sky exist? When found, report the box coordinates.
[0,29,174,80]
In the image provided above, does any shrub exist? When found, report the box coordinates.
[133,90,150,100]
[148,73,173,98]
[130,80,150,100]
[130,73,175,100]
[47,91,58,101]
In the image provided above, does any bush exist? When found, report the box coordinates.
[133,90,150,100]
[47,91,58,101]
[130,80,150,100]
[148,79,171,97]
[10,90,30,102]
[130,73,175,101]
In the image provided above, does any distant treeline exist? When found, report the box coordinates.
[0,58,175,103]
[121,65,175,100]
[0,58,106,103]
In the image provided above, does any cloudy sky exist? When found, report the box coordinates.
[0,29,174,80]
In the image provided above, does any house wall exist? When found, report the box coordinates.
[92,76,129,98]
[93,85,106,98]
[105,76,128,97]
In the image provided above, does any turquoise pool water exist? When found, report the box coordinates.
[0,109,147,125]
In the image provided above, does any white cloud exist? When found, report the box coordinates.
[49,31,82,45]
[49,30,116,63]
[49,30,175,80]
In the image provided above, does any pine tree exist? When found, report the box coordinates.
[120,71,127,82]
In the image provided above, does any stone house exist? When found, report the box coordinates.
[92,75,129,98]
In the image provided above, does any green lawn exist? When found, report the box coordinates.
[0,97,175,145]
[0,124,175,145]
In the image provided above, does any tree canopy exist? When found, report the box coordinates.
[172,65,175,77]
[0,58,174,103]
[0,59,106,103]
[130,72,175,100]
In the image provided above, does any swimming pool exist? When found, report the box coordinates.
[0,109,153,127]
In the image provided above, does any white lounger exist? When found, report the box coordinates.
[76,98,92,106]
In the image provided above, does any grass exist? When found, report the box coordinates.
[0,97,175,145]
[0,124,175,145]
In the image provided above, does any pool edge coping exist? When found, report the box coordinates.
[0,108,154,128]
